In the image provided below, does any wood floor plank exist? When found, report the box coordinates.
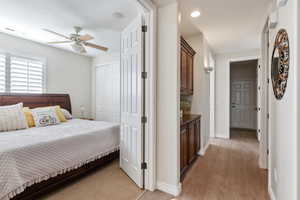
[141,129,269,200]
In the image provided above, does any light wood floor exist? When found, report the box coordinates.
[140,129,269,200]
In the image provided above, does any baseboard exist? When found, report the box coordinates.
[268,185,276,200]
[157,181,182,196]
[215,133,230,139]
[199,141,210,156]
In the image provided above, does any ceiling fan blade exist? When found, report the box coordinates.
[84,42,108,51]
[79,34,94,41]
[43,28,70,40]
[47,41,72,44]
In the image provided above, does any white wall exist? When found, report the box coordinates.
[156,2,181,195]
[298,1,300,199]
[267,0,299,199]
[91,51,120,120]
[0,33,92,117]
[215,49,260,139]
[185,34,214,153]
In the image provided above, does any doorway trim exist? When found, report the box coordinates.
[137,0,157,191]
[228,56,259,139]
[260,19,270,171]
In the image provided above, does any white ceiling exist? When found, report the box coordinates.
[178,0,272,54]
[0,0,138,57]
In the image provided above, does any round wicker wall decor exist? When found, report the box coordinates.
[271,29,290,100]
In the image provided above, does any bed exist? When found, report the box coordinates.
[0,94,120,200]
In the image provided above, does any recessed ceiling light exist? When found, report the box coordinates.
[112,12,125,19]
[191,10,201,18]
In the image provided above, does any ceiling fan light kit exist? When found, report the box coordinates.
[44,26,108,54]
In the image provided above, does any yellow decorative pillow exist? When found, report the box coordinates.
[53,106,67,122]
[23,107,35,127]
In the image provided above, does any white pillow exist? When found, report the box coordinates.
[0,103,28,132]
[31,107,60,127]
[61,108,72,120]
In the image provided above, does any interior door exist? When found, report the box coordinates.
[231,80,257,129]
[95,62,120,123]
[120,16,143,188]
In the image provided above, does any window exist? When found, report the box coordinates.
[0,53,45,93]
[0,54,5,92]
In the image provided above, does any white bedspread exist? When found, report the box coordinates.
[0,119,120,200]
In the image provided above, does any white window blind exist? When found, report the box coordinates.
[10,56,44,93]
[0,54,6,92]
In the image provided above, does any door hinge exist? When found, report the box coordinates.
[267,113,270,119]
[142,72,147,79]
[141,116,147,124]
[141,162,147,170]
[267,78,270,84]
[142,25,147,32]
[267,149,269,155]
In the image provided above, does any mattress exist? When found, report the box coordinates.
[0,119,120,200]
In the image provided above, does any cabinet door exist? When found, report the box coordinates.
[180,126,189,171]
[195,119,201,153]
[188,122,196,164]
[187,55,194,94]
[180,49,188,93]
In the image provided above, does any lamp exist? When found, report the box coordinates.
[204,66,214,73]
[269,10,278,29]
[80,105,85,118]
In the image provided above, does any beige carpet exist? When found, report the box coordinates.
[40,160,143,200]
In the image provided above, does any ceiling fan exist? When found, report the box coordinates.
[43,26,108,53]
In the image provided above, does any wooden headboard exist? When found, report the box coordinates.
[0,93,72,113]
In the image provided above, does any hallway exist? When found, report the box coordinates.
[141,129,269,200]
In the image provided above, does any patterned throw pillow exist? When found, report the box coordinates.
[31,107,60,127]
[61,108,72,120]
[23,107,35,127]
[0,103,28,132]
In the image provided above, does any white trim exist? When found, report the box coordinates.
[268,185,276,200]
[95,61,119,68]
[157,181,182,196]
[229,56,260,63]
[259,19,270,170]
[199,140,210,156]
[228,56,260,139]
[137,0,157,191]
[215,133,230,139]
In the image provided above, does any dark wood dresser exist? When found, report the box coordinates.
[180,114,201,180]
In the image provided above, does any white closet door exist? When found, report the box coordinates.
[120,16,143,187]
[231,80,257,129]
[95,62,120,123]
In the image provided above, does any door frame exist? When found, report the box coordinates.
[228,56,259,139]
[259,20,270,171]
[136,0,157,191]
